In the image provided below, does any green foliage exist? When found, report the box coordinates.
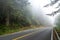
[55,14,60,32]
[0,0,42,35]
[0,25,8,35]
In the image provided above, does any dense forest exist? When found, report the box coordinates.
[0,0,42,35]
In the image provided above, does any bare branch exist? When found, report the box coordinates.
[46,8,60,16]
[56,3,60,8]
[51,8,60,15]
[44,0,59,7]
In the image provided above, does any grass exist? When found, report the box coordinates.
[55,27,60,32]
[0,25,38,35]
[0,25,32,35]
[54,27,60,37]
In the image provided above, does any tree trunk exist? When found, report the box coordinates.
[5,6,9,26]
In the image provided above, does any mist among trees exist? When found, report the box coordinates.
[0,0,44,35]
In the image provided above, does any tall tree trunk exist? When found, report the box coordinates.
[6,13,9,26]
[5,6,9,26]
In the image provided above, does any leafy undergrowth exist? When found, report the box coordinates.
[0,26,31,35]
[54,27,60,37]
[55,27,60,32]
[0,25,40,35]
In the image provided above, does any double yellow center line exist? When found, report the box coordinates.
[12,31,38,40]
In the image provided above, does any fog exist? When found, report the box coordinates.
[28,0,54,26]
[13,0,55,26]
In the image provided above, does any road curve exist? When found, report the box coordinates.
[0,27,53,40]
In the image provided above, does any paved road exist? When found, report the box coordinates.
[0,27,53,40]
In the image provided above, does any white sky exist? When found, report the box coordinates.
[29,0,58,25]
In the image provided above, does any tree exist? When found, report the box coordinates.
[55,14,60,32]
[0,0,31,27]
[0,0,42,28]
[44,0,60,16]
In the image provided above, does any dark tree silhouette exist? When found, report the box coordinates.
[44,0,60,16]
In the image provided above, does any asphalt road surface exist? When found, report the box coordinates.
[0,27,53,40]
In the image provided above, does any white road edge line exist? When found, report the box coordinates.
[51,28,53,40]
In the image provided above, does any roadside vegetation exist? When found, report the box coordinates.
[0,25,37,35]
[0,0,42,35]
[55,14,60,37]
